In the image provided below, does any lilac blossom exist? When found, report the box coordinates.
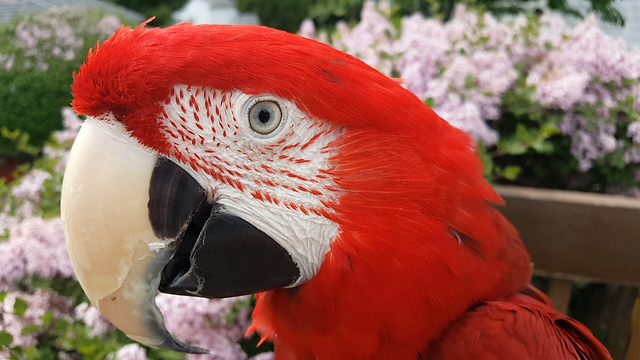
[330,1,396,75]
[1,8,124,72]
[11,169,51,201]
[156,293,250,360]
[393,14,450,99]
[431,95,498,145]
[299,19,316,39]
[525,14,640,170]
[250,354,274,360]
[74,302,113,336]
[0,217,74,291]
[0,289,73,349]
[115,343,148,360]
[628,122,640,145]
[43,107,83,173]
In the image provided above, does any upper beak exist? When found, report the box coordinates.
[61,117,299,353]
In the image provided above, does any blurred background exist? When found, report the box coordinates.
[1,0,640,359]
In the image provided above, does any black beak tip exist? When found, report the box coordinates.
[160,270,200,296]
[161,337,210,354]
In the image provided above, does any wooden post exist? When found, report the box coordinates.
[547,278,573,314]
[626,295,640,360]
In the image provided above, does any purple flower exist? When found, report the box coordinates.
[115,343,147,360]
[96,15,122,37]
[155,294,250,360]
[628,122,640,145]
[433,96,499,145]
[251,353,274,360]
[330,1,395,75]
[0,217,74,290]
[74,302,113,336]
[299,19,316,39]
[6,8,124,70]
[0,289,73,348]
[11,169,51,201]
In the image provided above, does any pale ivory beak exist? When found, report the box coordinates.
[61,116,207,354]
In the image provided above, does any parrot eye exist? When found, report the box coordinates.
[248,100,283,135]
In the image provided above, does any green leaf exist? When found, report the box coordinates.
[475,143,494,182]
[147,348,186,360]
[464,75,475,89]
[41,312,54,327]
[608,149,626,169]
[21,325,40,336]
[424,97,436,107]
[0,331,13,349]
[497,130,529,155]
[225,297,253,324]
[531,140,554,154]
[540,121,560,137]
[53,318,70,333]
[501,165,522,180]
[13,298,28,317]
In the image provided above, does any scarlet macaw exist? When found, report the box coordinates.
[62,23,611,359]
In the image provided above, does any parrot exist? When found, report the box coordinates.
[61,22,612,360]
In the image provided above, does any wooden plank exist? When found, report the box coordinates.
[494,185,640,286]
[547,278,573,314]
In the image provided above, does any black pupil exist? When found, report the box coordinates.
[258,109,271,124]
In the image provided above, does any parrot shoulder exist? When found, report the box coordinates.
[426,286,612,360]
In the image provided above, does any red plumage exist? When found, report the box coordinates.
[72,24,610,359]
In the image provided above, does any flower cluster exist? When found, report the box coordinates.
[0,289,74,358]
[156,294,251,360]
[527,16,640,171]
[2,8,121,71]
[302,2,640,192]
[0,217,73,292]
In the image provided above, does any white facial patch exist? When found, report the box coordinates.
[156,85,344,284]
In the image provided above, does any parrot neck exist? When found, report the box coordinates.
[251,208,532,360]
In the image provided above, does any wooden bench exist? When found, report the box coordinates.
[495,185,640,360]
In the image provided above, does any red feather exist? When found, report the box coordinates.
[430,286,611,359]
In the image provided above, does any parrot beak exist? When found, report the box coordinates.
[61,117,299,353]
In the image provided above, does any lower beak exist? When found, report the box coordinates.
[61,117,299,353]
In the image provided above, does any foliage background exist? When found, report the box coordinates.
[238,0,625,34]
[106,0,189,26]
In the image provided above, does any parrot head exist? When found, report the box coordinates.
[63,23,531,356]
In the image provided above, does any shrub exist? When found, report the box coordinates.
[0,8,125,157]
